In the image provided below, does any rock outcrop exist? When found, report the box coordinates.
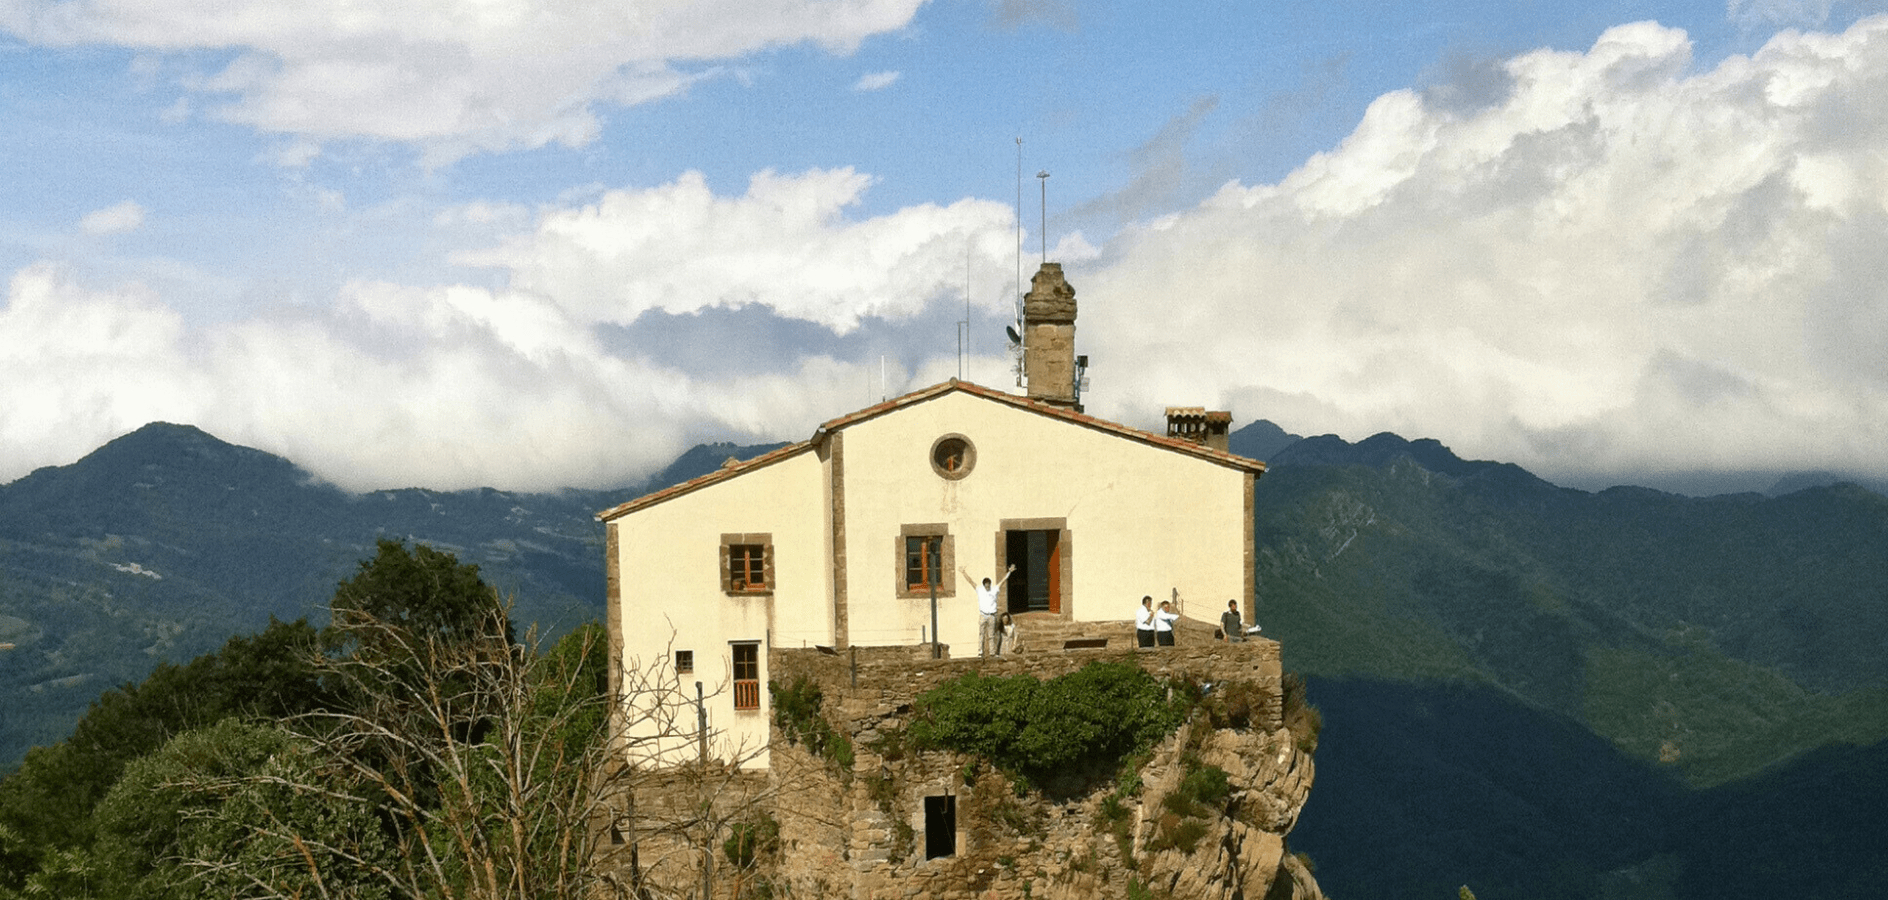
[1136,721,1322,900]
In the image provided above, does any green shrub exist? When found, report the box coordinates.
[769,676,852,770]
[1162,764,1231,819]
[722,813,780,869]
[1147,817,1210,854]
[908,662,1186,785]
[1281,673,1323,753]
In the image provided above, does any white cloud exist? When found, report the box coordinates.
[459,167,1018,333]
[0,159,1029,491]
[1726,0,1888,29]
[77,200,146,235]
[8,15,1888,495]
[854,70,900,91]
[1078,15,1888,487]
[0,0,930,158]
[0,258,937,491]
[0,264,204,470]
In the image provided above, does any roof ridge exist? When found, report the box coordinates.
[598,379,1264,521]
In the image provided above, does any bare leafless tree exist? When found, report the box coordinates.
[179,604,814,900]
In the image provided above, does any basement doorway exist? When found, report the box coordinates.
[1004,528,1061,614]
[924,795,956,859]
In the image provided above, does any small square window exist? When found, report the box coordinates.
[675,650,693,674]
[730,545,766,591]
[720,534,774,595]
[895,525,954,600]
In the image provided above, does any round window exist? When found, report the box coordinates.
[930,435,975,480]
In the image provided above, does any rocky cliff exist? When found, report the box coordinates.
[748,643,1327,900]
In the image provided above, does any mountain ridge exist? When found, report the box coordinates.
[4,418,1885,898]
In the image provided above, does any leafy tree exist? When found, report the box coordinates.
[327,538,513,660]
[90,719,392,900]
[0,618,327,867]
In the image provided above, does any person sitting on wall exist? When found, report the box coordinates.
[1221,599,1246,643]
[1153,599,1181,647]
[998,612,1019,655]
[960,564,1016,658]
[1135,595,1157,649]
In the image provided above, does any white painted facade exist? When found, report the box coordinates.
[600,380,1265,768]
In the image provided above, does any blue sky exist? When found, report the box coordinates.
[2,0,1885,493]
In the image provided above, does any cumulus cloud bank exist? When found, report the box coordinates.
[0,0,928,159]
[1083,17,1888,487]
[461,168,1016,334]
[4,16,1887,494]
[0,170,1020,491]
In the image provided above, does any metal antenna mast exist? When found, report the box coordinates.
[1037,170,1049,264]
[958,244,969,380]
[1013,138,1026,388]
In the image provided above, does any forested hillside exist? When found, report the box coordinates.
[4,420,1884,899]
[1247,428,1888,786]
[0,423,778,765]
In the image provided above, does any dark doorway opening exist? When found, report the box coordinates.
[924,795,956,859]
[1004,529,1060,613]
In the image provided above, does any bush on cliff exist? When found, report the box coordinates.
[907,662,1186,786]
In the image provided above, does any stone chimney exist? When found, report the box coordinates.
[1023,262,1080,410]
[1166,407,1232,453]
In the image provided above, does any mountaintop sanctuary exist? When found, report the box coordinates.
[596,263,1326,900]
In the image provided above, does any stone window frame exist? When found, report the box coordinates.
[720,533,774,596]
[895,523,956,599]
[929,433,976,481]
[995,517,1073,618]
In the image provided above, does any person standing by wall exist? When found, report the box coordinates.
[1221,599,1246,643]
[1154,599,1181,647]
[1135,595,1157,648]
[961,564,1016,658]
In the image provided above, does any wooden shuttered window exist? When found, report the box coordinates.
[731,642,760,711]
[719,533,774,595]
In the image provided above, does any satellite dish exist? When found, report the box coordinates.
[1005,325,1021,346]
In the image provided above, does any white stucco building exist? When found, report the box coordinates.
[599,264,1268,768]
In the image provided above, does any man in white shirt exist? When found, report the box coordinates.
[1153,599,1181,647]
[1135,596,1157,648]
[960,564,1016,658]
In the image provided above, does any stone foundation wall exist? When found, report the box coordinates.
[617,638,1315,900]
[768,637,1284,735]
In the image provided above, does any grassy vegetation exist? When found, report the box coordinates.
[1145,763,1231,853]
[768,675,854,771]
[1584,644,1888,785]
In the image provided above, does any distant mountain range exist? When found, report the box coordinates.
[0,423,778,762]
[3,420,1884,898]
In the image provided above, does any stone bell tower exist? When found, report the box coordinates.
[1022,262,1083,411]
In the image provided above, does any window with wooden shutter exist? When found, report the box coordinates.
[720,533,774,595]
[731,642,760,711]
[895,524,954,600]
